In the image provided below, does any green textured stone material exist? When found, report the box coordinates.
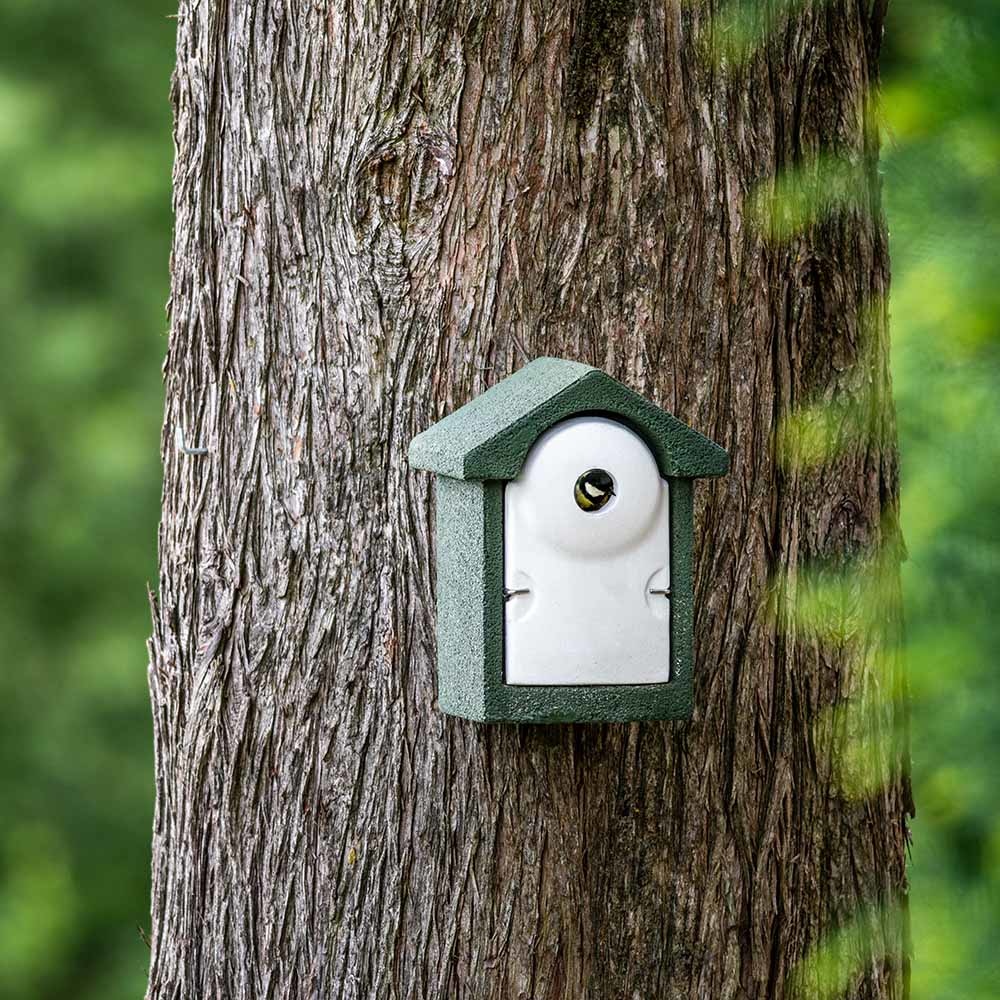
[410,357,729,724]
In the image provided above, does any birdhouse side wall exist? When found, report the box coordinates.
[434,476,503,720]
[668,477,695,717]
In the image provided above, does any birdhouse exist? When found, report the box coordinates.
[408,357,728,723]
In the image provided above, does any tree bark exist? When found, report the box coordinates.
[149,2,911,998]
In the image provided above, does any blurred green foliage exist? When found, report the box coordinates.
[791,902,906,1000]
[0,2,996,999]
[883,2,1000,996]
[0,2,173,997]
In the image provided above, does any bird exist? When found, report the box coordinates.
[574,468,616,511]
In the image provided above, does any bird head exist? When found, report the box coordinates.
[574,468,616,511]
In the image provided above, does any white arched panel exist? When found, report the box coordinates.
[504,416,671,686]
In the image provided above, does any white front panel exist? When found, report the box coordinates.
[504,416,670,686]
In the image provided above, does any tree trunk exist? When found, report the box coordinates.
[149,2,910,998]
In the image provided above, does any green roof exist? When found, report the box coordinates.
[409,357,728,481]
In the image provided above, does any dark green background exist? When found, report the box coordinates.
[0,2,996,997]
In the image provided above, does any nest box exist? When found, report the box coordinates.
[408,357,728,723]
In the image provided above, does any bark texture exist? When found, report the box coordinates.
[149,1,911,998]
